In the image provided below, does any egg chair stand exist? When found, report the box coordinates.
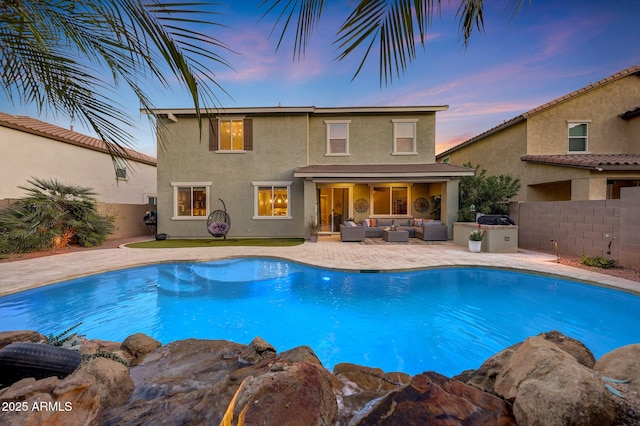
[207,199,231,239]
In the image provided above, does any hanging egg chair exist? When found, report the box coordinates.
[206,199,230,239]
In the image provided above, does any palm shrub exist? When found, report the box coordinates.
[0,178,115,254]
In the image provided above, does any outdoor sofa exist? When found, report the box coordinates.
[340,218,448,242]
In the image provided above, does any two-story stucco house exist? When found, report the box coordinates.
[151,106,473,239]
[0,112,157,205]
[437,65,640,202]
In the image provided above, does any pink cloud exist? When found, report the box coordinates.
[214,23,331,84]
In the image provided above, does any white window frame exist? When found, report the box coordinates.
[171,181,211,220]
[252,181,293,219]
[324,120,351,156]
[392,119,418,155]
[369,184,412,217]
[567,120,591,153]
[217,117,245,152]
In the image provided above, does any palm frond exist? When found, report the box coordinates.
[456,0,484,47]
[336,0,439,85]
[261,0,526,85]
[1,0,231,157]
[259,0,326,60]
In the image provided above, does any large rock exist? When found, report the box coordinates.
[0,330,47,349]
[279,345,323,365]
[121,333,161,366]
[222,361,337,425]
[101,338,276,425]
[349,371,516,425]
[540,330,596,368]
[332,363,410,424]
[494,335,615,425]
[594,344,640,425]
[0,357,133,426]
[78,357,133,407]
[455,345,518,395]
[595,344,640,395]
[457,330,596,396]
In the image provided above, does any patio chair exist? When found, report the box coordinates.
[207,199,231,239]
[340,224,365,242]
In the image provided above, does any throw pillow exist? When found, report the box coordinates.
[414,218,424,227]
[369,218,376,227]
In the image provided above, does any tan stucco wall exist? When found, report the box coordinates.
[443,121,529,201]
[527,75,640,154]
[0,126,157,204]
[96,202,155,240]
[308,112,437,164]
[441,74,640,202]
[157,115,308,238]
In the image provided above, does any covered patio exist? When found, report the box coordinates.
[294,163,474,238]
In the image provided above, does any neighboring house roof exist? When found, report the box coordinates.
[437,65,640,158]
[0,112,156,166]
[520,154,640,171]
[294,163,474,181]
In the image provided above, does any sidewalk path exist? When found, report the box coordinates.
[1,237,639,297]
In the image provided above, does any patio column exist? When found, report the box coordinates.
[443,179,459,239]
[303,179,317,238]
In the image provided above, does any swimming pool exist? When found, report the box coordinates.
[1,258,638,376]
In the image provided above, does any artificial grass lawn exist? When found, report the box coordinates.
[126,238,305,248]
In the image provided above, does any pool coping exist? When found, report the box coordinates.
[1,237,639,297]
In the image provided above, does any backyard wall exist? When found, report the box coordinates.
[1,199,153,241]
[509,186,640,267]
[96,202,155,240]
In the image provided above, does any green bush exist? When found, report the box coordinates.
[0,178,115,254]
[458,163,521,222]
[580,255,617,269]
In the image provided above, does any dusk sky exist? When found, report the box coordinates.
[2,0,639,157]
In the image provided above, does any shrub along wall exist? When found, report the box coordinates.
[509,186,640,267]
[0,199,153,242]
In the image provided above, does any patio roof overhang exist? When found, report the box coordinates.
[294,163,474,183]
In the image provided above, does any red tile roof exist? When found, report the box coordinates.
[520,154,640,170]
[0,112,156,166]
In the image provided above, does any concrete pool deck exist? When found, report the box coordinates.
[1,236,639,297]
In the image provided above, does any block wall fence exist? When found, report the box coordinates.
[509,186,640,267]
[0,199,153,241]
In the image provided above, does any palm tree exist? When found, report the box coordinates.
[261,0,527,84]
[1,0,231,156]
[0,178,115,253]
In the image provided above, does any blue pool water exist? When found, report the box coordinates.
[1,258,639,376]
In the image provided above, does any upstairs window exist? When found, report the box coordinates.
[325,120,350,155]
[209,118,253,152]
[220,119,244,150]
[392,119,417,154]
[568,122,589,152]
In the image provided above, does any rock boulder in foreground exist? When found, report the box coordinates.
[0,331,638,425]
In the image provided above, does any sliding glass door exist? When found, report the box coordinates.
[317,187,350,233]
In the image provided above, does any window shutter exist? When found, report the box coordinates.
[244,119,253,151]
[209,119,218,151]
